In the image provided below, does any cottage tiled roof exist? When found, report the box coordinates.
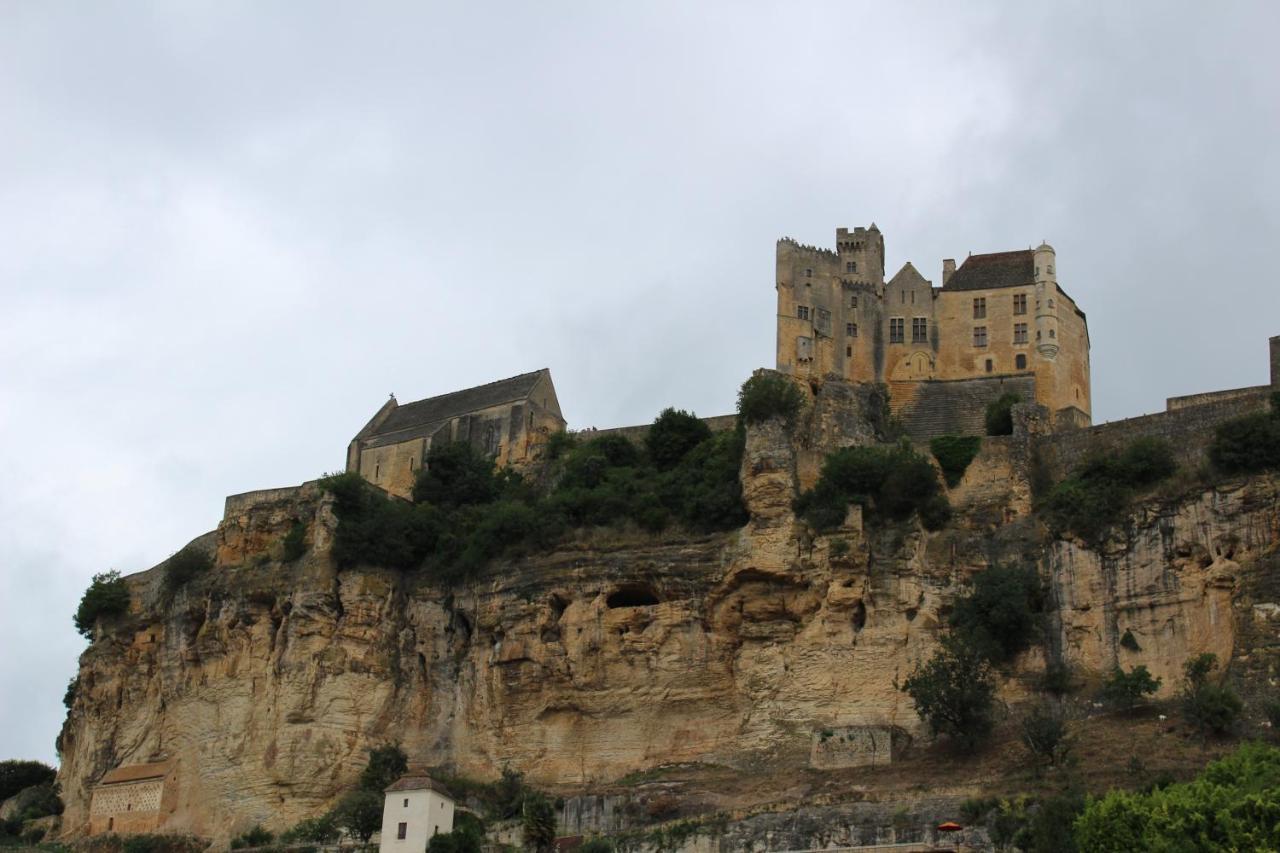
[384,774,453,798]
[98,761,170,786]
[942,250,1034,292]
[365,369,548,446]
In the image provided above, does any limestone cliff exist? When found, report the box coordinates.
[55,383,1280,845]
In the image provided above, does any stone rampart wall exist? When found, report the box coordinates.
[588,414,737,445]
[899,374,1036,440]
[1035,390,1271,479]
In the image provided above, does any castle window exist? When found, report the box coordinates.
[889,318,905,344]
[846,322,855,336]
[846,346,853,357]
[973,326,988,347]
[850,296,857,308]
[797,306,810,321]
[805,268,813,278]
[1014,294,1027,315]
[911,291,916,304]
[986,359,993,373]
[374,463,380,479]
[1048,298,1055,308]
[846,261,857,273]
[1049,328,1056,338]
[1016,354,1027,369]
[1014,323,1028,344]
[1049,265,1054,274]
[900,291,906,304]
[973,298,986,319]
[912,317,928,343]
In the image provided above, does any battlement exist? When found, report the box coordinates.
[776,237,839,259]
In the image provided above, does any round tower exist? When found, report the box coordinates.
[1034,242,1059,360]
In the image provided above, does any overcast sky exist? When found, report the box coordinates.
[2,2,1278,766]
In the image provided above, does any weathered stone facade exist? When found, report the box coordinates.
[86,761,175,836]
[346,369,565,498]
[776,226,1091,433]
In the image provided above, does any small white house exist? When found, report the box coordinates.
[380,774,455,852]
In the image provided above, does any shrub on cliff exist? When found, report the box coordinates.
[281,814,339,844]
[426,814,484,853]
[1042,437,1177,543]
[336,789,383,846]
[929,435,983,487]
[902,635,997,751]
[229,825,273,849]
[522,791,556,853]
[358,743,408,792]
[163,545,213,593]
[74,571,131,638]
[737,372,804,426]
[949,564,1046,665]
[1101,665,1161,711]
[985,392,1022,436]
[413,442,503,508]
[1209,402,1280,474]
[796,444,947,532]
[646,408,713,470]
[1180,653,1242,737]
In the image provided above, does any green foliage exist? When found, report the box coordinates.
[796,444,947,532]
[646,408,713,470]
[1074,743,1280,852]
[1042,438,1178,543]
[521,792,556,853]
[0,761,56,802]
[74,571,131,638]
[959,796,1000,824]
[544,430,577,460]
[1021,705,1070,767]
[163,546,212,593]
[1263,698,1280,730]
[281,521,307,562]
[280,814,338,844]
[1118,629,1140,652]
[985,392,1022,436]
[63,676,78,710]
[14,782,62,821]
[1100,665,1161,711]
[930,435,983,487]
[1180,654,1242,737]
[1208,404,1280,474]
[829,538,850,558]
[902,636,997,751]
[1023,793,1085,853]
[323,422,747,579]
[335,789,383,845]
[1041,661,1076,695]
[737,371,804,426]
[949,564,1046,664]
[578,840,615,853]
[228,825,273,850]
[358,742,407,793]
[426,813,483,853]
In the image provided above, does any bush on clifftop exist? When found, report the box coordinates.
[795,444,948,532]
[74,571,131,639]
[0,761,55,803]
[1042,437,1177,544]
[737,371,805,426]
[162,545,213,593]
[1209,395,1280,474]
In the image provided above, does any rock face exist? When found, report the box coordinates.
[55,383,1280,844]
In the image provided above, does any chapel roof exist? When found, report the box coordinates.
[941,250,1034,292]
[98,760,171,786]
[363,369,549,447]
[384,774,454,798]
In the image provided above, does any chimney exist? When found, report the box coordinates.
[942,259,956,286]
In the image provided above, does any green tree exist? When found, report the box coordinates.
[280,813,339,844]
[902,636,997,751]
[646,408,712,470]
[74,571,131,638]
[1180,653,1242,737]
[358,742,408,792]
[578,840,615,853]
[229,825,273,849]
[949,564,1045,664]
[336,789,383,847]
[737,371,804,426]
[1100,665,1161,711]
[521,791,556,853]
[1074,743,1280,852]
[985,392,1022,436]
[1021,705,1070,767]
[0,761,56,802]
[413,442,501,508]
[1209,404,1280,474]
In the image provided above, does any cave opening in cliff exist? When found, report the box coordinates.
[852,600,867,632]
[606,584,660,609]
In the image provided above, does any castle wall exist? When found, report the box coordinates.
[589,414,737,445]
[1166,385,1271,412]
[1034,389,1271,480]
[896,374,1037,440]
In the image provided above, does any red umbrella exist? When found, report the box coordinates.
[937,821,963,832]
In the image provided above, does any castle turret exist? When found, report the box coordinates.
[1034,242,1059,360]
[836,225,885,287]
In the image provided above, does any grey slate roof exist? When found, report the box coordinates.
[364,369,547,447]
[942,250,1034,292]
[385,774,453,798]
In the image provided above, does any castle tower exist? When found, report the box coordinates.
[1034,242,1059,360]
[835,225,885,287]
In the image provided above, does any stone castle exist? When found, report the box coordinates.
[776,226,1091,435]
[350,224,1093,497]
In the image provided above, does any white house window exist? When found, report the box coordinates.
[404,799,409,808]
[397,823,408,840]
